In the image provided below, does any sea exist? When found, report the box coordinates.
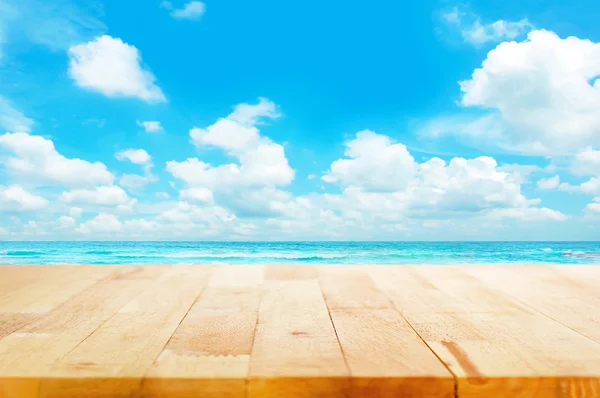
[1,241,600,265]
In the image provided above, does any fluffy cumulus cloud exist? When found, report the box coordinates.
[322,130,416,192]
[179,187,214,204]
[0,103,573,239]
[76,212,122,234]
[321,131,563,223]
[571,147,600,176]
[165,99,296,220]
[161,1,206,20]
[115,148,156,191]
[442,6,532,45]
[116,149,152,165]
[459,30,600,154]
[167,98,294,197]
[0,185,48,211]
[586,197,600,214]
[60,185,133,207]
[137,120,164,133]
[547,147,600,195]
[0,132,114,187]
[537,175,560,190]
[68,35,166,103]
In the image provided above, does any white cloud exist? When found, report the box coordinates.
[155,192,170,199]
[323,130,416,192]
[180,187,214,204]
[586,197,600,214]
[116,148,156,191]
[58,215,76,229]
[77,212,122,234]
[0,96,34,132]
[60,185,131,206]
[0,185,48,211]
[442,6,532,45]
[137,120,163,133]
[162,1,206,20]
[116,148,151,165]
[168,98,294,190]
[319,131,561,222]
[157,202,237,236]
[498,164,542,184]
[559,177,600,195]
[485,207,568,221]
[571,147,600,176]
[0,132,114,187]
[68,35,166,103]
[69,207,83,218]
[463,19,532,45]
[459,30,600,154]
[537,175,560,190]
[119,174,156,191]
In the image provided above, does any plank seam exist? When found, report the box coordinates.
[0,267,120,340]
[367,271,460,398]
[36,267,153,397]
[317,278,353,379]
[245,284,264,398]
[51,268,148,361]
[138,271,212,395]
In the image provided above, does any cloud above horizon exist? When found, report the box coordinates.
[1,1,599,240]
[441,6,532,45]
[68,35,166,103]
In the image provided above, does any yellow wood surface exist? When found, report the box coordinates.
[1,265,600,397]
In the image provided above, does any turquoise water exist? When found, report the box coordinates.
[1,241,600,264]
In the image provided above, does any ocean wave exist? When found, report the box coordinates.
[83,250,114,255]
[165,251,349,259]
[3,250,47,257]
[111,254,351,262]
[562,251,600,258]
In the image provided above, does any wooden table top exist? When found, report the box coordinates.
[1,264,600,397]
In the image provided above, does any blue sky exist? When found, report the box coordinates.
[1,0,600,240]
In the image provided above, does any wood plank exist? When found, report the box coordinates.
[0,313,39,340]
[319,267,393,309]
[330,308,455,397]
[0,266,166,398]
[370,266,531,314]
[248,280,348,398]
[374,266,600,397]
[321,267,454,397]
[465,265,600,344]
[143,285,262,398]
[39,267,210,398]
[265,265,318,281]
[2,264,600,398]
[208,265,264,287]
[418,312,600,397]
[0,266,117,313]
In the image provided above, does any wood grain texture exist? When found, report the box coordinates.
[40,267,210,398]
[0,266,165,398]
[248,280,348,397]
[2,265,600,398]
[465,265,600,343]
[374,266,600,397]
[144,283,263,398]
